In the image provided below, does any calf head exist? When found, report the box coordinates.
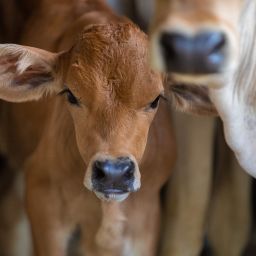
[150,0,247,87]
[0,23,163,201]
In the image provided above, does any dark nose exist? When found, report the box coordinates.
[92,157,135,193]
[160,31,226,74]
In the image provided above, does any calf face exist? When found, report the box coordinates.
[150,0,244,87]
[0,23,163,201]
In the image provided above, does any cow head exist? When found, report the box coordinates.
[150,0,249,88]
[0,23,164,201]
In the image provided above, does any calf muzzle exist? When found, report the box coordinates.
[85,155,140,202]
[92,157,135,191]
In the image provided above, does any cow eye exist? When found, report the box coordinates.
[66,90,79,105]
[59,88,80,106]
[149,95,161,109]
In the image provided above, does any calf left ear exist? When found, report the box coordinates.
[0,44,65,102]
[164,76,218,116]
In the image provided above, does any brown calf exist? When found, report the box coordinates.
[0,0,176,255]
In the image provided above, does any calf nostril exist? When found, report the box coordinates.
[123,161,135,179]
[93,161,106,180]
[124,170,134,179]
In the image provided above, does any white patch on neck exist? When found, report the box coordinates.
[122,237,133,256]
[96,202,126,250]
[122,236,147,256]
[13,213,32,256]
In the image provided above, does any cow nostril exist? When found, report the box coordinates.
[206,33,226,54]
[207,34,226,65]
[160,33,180,59]
[124,168,134,179]
[93,161,106,180]
[94,168,105,180]
[123,162,135,179]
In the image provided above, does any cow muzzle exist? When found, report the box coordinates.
[159,31,227,74]
[84,154,141,202]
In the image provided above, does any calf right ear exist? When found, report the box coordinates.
[0,44,66,102]
[164,76,218,116]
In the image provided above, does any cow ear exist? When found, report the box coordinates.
[0,44,66,102]
[164,77,218,115]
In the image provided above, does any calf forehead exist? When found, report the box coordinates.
[67,23,162,103]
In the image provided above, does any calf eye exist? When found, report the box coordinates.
[149,95,161,109]
[66,90,79,105]
[59,88,80,106]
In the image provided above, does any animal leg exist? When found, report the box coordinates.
[129,195,161,256]
[25,167,70,256]
[160,112,215,256]
[208,122,251,256]
[0,156,31,256]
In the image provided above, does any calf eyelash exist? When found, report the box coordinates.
[58,87,80,106]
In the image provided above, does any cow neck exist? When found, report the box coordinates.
[210,0,256,177]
